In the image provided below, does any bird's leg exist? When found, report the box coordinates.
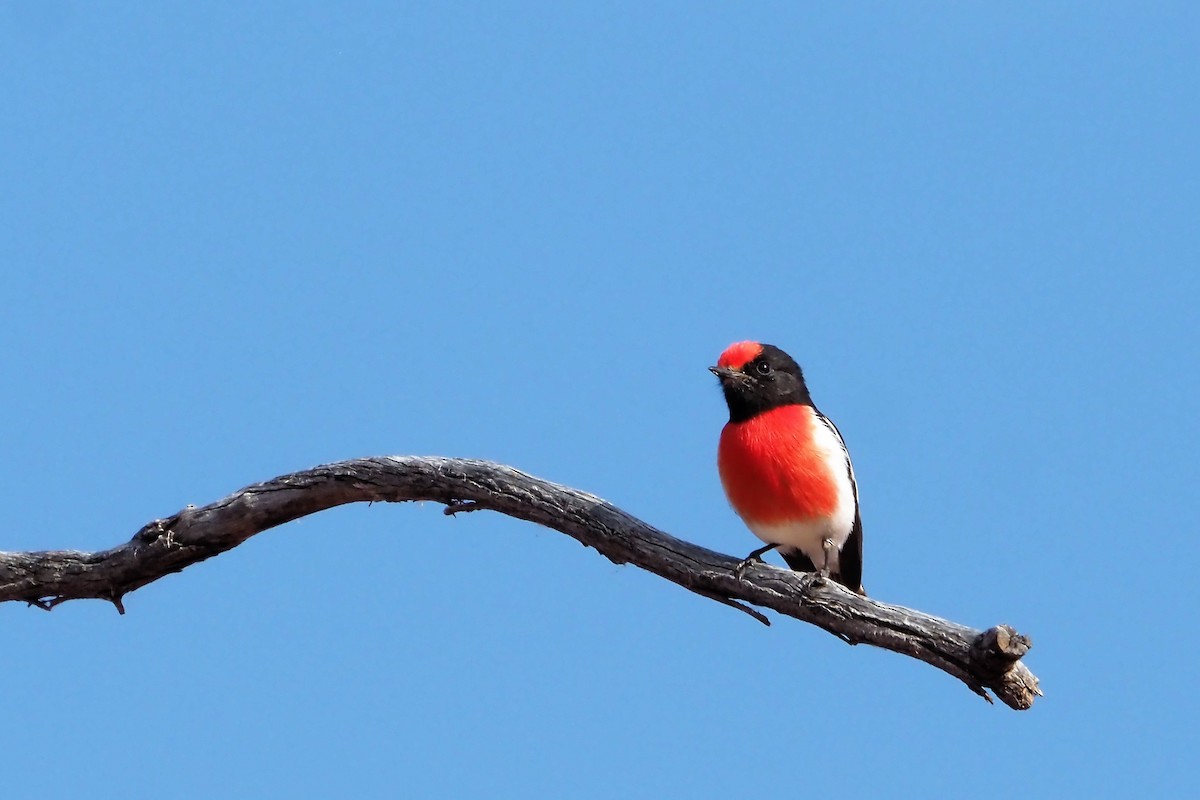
[733,543,778,579]
[814,538,836,583]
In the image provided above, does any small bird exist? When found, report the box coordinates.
[711,341,864,594]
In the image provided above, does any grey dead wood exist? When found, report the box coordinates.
[0,456,1042,710]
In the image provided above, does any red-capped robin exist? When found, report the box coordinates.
[711,341,864,594]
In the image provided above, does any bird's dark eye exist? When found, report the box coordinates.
[754,360,771,376]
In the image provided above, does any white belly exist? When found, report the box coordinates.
[744,516,853,574]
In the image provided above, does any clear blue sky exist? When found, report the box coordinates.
[3,3,1196,797]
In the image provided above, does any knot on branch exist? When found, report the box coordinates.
[970,625,1031,674]
[132,513,183,544]
[970,625,1043,710]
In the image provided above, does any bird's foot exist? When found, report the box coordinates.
[733,556,761,580]
[733,543,779,580]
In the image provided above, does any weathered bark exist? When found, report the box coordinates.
[0,456,1041,709]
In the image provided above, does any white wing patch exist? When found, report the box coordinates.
[815,411,859,511]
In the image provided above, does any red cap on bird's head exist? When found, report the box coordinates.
[716,341,764,371]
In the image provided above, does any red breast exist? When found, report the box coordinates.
[718,404,840,525]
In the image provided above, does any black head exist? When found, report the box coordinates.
[710,342,812,423]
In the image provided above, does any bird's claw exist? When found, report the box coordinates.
[732,543,779,580]
[733,556,760,580]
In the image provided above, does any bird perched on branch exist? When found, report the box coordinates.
[710,341,864,594]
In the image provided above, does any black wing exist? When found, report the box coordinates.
[780,547,817,573]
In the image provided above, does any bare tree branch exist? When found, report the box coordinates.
[0,456,1042,710]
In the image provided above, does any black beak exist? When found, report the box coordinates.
[710,366,738,382]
